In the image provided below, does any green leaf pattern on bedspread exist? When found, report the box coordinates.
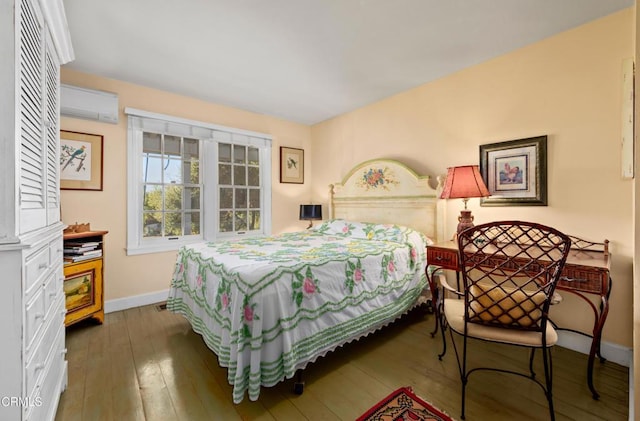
[292,266,321,307]
[166,220,430,403]
[345,258,365,293]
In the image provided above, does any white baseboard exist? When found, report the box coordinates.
[104,289,169,313]
[556,330,631,367]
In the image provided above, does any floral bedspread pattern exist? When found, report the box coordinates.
[167,220,429,403]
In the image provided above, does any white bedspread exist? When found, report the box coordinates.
[167,220,429,403]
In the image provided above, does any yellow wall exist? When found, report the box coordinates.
[311,9,634,347]
[60,69,312,301]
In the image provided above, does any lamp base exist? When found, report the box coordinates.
[456,209,475,234]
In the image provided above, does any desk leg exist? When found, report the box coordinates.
[426,266,447,359]
[426,266,440,337]
[429,286,440,338]
[587,287,610,400]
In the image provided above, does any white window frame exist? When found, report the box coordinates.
[125,108,272,255]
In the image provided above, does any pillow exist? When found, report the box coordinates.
[314,219,431,244]
[467,283,546,328]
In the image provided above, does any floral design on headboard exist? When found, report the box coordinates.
[356,167,398,190]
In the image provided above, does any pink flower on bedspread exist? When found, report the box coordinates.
[196,274,203,288]
[410,248,417,261]
[292,266,321,307]
[388,261,396,272]
[221,293,230,311]
[303,277,316,295]
[354,268,363,283]
[244,304,254,322]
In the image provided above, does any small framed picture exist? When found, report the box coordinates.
[479,136,547,206]
[60,130,104,191]
[280,147,304,184]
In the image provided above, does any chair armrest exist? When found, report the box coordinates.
[438,272,464,297]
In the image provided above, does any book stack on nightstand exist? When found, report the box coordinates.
[63,239,102,263]
[62,230,108,326]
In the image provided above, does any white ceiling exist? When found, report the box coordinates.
[62,0,633,125]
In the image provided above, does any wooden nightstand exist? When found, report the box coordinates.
[62,230,108,326]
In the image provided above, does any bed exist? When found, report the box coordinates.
[167,159,444,403]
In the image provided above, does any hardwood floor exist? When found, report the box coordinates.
[55,304,628,421]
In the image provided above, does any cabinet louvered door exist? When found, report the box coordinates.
[19,0,47,234]
[44,33,60,225]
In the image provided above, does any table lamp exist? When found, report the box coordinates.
[299,204,322,229]
[440,165,490,235]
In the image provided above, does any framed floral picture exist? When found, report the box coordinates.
[60,130,104,191]
[280,146,304,184]
[479,135,547,206]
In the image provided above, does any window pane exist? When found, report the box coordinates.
[184,138,199,160]
[142,156,162,183]
[186,187,200,210]
[165,212,182,236]
[249,189,260,208]
[233,165,246,185]
[248,166,259,186]
[220,188,233,208]
[143,212,162,237]
[219,143,231,163]
[235,188,247,208]
[219,164,231,185]
[249,210,260,231]
[248,147,259,165]
[187,160,200,184]
[143,185,163,211]
[164,185,183,211]
[235,211,247,231]
[165,135,181,157]
[233,145,245,164]
[143,132,161,154]
[164,158,183,183]
[219,211,233,232]
[185,211,200,235]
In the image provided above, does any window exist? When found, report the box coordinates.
[218,143,262,233]
[142,133,201,239]
[126,108,272,255]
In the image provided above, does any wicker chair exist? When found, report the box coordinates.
[441,221,571,420]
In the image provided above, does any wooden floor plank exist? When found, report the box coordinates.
[55,304,629,421]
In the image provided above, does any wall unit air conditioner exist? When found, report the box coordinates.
[60,84,119,124]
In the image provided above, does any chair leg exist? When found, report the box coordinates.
[460,335,469,420]
[437,325,447,360]
[529,348,536,378]
[542,346,555,421]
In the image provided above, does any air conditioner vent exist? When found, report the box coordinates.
[60,84,119,124]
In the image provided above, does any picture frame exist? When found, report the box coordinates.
[60,130,104,191]
[479,135,547,206]
[280,146,304,184]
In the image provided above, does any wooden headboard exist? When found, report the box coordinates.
[329,159,445,242]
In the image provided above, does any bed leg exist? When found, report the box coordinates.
[293,370,305,395]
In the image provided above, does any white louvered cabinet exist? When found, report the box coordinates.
[0,0,74,420]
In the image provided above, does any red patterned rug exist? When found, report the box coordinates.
[357,387,454,421]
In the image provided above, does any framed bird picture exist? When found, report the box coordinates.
[479,135,547,206]
[60,130,104,191]
[280,146,304,184]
